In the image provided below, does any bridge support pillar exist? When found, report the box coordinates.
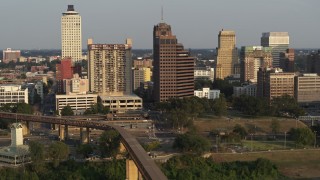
[64,125,69,140]
[22,122,30,135]
[80,127,90,144]
[119,142,126,153]
[59,125,65,141]
[126,159,143,180]
[51,124,56,130]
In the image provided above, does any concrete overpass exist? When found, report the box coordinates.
[0,112,167,180]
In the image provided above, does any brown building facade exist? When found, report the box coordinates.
[240,46,273,83]
[257,68,295,100]
[215,30,239,79]
[295,73,320,104]
[153,22,194,102]
[280,48,295,72]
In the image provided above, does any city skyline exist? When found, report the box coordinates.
[0,0,319,49]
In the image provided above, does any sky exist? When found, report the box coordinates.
[0,0,319,49]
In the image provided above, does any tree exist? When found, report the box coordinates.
[161,155,282,180]
[173,132,210,154]
[233,95,270,116]
[289,128,316,147]
[271,94,305,117]
[60,105,74,116]
[76,144,94,158]
[48,141,70,168]
[29,141,45,172]
[143,141,161,152]
[99,130,121,158]
[233,124,248,140]
[213,94,227,117]
[194,79,213,90]
[270,119,280,134]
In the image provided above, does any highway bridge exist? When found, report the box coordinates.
[0,112,167,180]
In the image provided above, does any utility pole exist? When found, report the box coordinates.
[284,131,287,149]
[250,134,253,151]
[314,131,317,148]
[216,135,219,153]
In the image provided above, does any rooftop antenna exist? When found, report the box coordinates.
[161,6,164,22]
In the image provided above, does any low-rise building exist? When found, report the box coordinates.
[257,68,295,100]
[194,67,215,81]
[100,95,143,113]
[0,85,28,106]
[194,88,220,99]
[295,73,320,105]
[64,74,89,95]
[233,84,257,97]
[56,93,98,115]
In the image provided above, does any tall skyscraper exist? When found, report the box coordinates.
[215,30,239,79]
[87,39,133,96]
[61,5,82,62]
[153,22,194,102]
[261,32,289,68]
[240,46,273,83]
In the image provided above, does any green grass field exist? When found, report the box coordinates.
[195,115,306,134]
[242,140,298,151]
[211,149,320,179]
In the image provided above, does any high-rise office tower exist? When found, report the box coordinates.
[280,49,295,72]
[87,39,133,96]
[240,46,273,83]
[153,22,195,102]
[61,5,82,62]
[261,32,289,68]
[215,30,239,79]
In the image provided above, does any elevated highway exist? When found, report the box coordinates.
[0,112,167,180]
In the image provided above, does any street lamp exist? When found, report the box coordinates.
[216,135,219,153]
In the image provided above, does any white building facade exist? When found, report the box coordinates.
[56,94,98,115]
[0,85,28,106]
[194,67,215,81]
[61,5,82,62]
[194,88,220,99]
[233,84,257,97]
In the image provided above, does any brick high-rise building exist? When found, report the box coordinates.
[61,5,82,62]
[56,57,73,93]
[56,58,73,80]
[2,48,20,64]
[280,49,295,72]
[257,68,295,100]
[153,22,194,102]
[240,46,273,83]
[87,39,133,96]
[215,30,239,79]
